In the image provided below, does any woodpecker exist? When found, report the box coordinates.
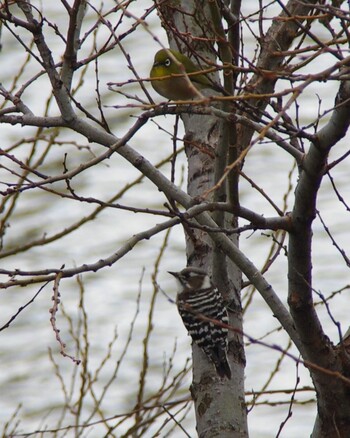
[169,267,231,379]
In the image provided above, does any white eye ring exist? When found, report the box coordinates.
[164,58,171,67]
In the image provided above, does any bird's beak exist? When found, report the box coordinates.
[168,271,178,278]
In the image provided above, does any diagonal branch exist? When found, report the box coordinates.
[17,0,76,121]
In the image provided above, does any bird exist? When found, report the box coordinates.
[150,48,215,100]
[168,266,232,379]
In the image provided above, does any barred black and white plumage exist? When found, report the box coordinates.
[169,267,231,379]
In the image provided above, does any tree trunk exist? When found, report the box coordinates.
[156,1,248,436]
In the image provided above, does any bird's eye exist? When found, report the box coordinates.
[164,58,171,67]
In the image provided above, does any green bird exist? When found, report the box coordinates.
[150,48,214,100]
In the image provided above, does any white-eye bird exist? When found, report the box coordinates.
[150,48,214,100]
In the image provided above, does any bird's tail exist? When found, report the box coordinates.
[210,347,231,379]
[215,357,232,379]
